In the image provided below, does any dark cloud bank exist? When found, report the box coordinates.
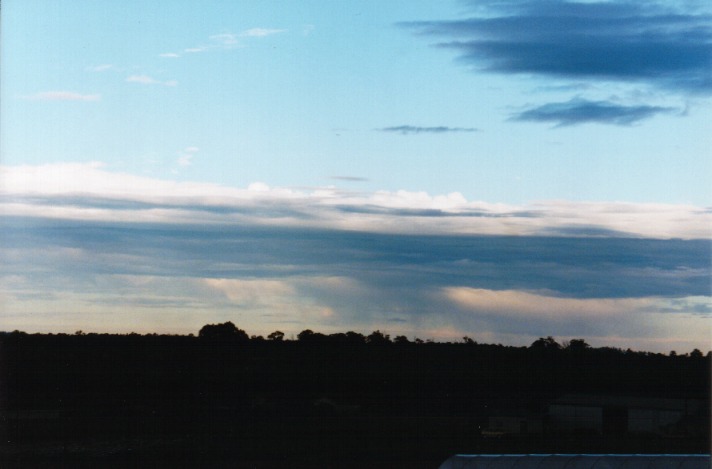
[4,216,709,301]
[404,0,711,125]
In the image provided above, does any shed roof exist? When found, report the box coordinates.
[439,454,710,469]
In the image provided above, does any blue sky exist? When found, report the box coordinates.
[1,0,711,351]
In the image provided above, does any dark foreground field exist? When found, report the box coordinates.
[1,329,709,467]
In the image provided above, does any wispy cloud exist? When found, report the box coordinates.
[177,147,199,167]
[331,176,369,182]
[511,98,676,126]
[23,91,100,102]
[126,75,178,86]
[379,125,479,134]
[405,0,712,94]
[240,28,286,38]
[210,33,239,45]
[86,64,114,72]
[162,28,283,58]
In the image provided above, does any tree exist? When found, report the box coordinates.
[394,335,411,345]
[344,331,366,345]
[530,336,561,350]
[566,338,590,351]
[267,331,285,341]
[198,321,249,342]
[297,329,327,343]
[366,330,391,345]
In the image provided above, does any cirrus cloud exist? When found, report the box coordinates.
[23,91,101,102]
[126,75,178,86]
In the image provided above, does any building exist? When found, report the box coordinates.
[548,394,707,435]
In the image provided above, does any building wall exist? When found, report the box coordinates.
[628,409,682,434]
[549,404,602,433]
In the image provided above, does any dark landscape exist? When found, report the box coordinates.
[1,323,709,467]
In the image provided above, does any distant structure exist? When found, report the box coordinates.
[438,454,711,469]
[548,394,707,436]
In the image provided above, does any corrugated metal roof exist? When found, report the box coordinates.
[439,454,711,469]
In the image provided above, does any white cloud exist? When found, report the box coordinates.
[441,287,711,351]
[210,33,239,46]
[126,75,159,84]
[159,52,180,58]
[1,162,710,239]
[86,64,114,72]
[443,287,653,320]
[240,28,286,37]
[177,155,193,167]
[203,278,296,305]
[184,46,208,53]
[23,91,100,102]
[176,147,199,167]
[126,75,178,86]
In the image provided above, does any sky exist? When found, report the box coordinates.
[1,0,711,352]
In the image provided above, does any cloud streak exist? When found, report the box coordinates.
[126,75,178,86]
[161,27,285,58]
[379,125,479,134]
[1,163,710,239]
[240,28,285,37]
[23,91,100,102]
[511,98,676,126]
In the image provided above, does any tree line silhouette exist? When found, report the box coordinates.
[1,323,709,466]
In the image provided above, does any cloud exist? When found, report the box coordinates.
[126,75,177,86]
[184,46,208,53]
[177,147,199,167]
[163,28,282,59]
[331,176,369,182]
[379,125,479,134]
[240,28,286,37]
[443,287,652,320]
[441,287,711,347]
[23,91,100,102]
[511,98,676,126]
[86,64,114,72]
[210,33,239,45]
[405,0,712,93]
[2,165,709,349]
[1,214,709,350]
[1,163,710,240]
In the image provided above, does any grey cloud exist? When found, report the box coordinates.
[330,176,369,182]
[379,125,479,134]
[511,98,676,126]
[405,0,712,93]
[3,216,709,300]
[334,204,543,219]
[3,215,709,348]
